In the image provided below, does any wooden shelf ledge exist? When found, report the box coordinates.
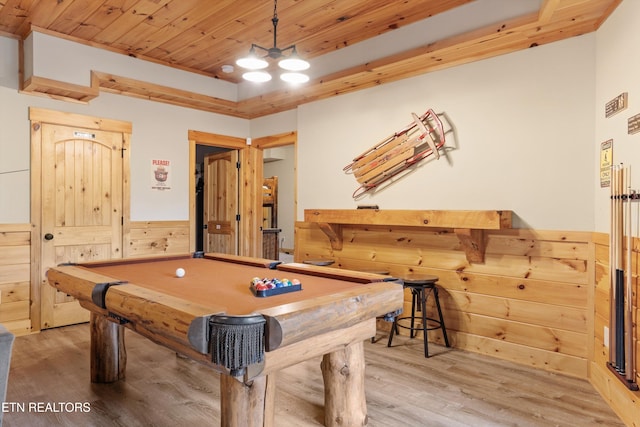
[304,209,512,263]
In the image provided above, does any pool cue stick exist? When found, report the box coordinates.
[616,165,625,372]
[609,165,616,365]
[609,164,614,363]
[625,167,634,381]
[606,165,639,390]
[610,164,619,366]
[615,164,624,371]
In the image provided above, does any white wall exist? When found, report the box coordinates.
[594,0,640,233]
[298,35,596,230]
[0,36,249,223]
[252,111,297,250]
[1,37,32,223]
[4,3,635,233]
[25,31,237,100]
[263,146,295,249]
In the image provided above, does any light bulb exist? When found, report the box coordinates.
[243,71,272,82]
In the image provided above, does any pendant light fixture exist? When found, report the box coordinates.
[236,0,310,83]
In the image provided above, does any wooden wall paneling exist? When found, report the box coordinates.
[295,220,593,378]
[445,311,587,357]
[590,233,640,427]
[0,243,29,265]
[462,254,588,284]
[442,271,588,307]
[485,232,590,259]
[0,228,30,245]
[297,223,589,284]
[586,237,596,381]
[454,331,588,378]
[592,362,640,427]
[441,289,586,332]
[126,221,190,258]
[0,224,32,335]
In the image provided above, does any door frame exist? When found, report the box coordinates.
[29,107,132,332]
[188,130,297,257]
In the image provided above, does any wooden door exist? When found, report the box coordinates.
[39,123,124,329]
[203,151,239,254]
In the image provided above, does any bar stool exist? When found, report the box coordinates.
[387,275,450,358]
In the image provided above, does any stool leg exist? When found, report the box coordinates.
[433,287,450,348]
[421,287,429,358]
[387,316,397,347]
[410,289,418,338]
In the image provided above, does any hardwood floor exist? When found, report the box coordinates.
[3,324,623,427]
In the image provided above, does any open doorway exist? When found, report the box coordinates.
[263,145,295,262]
[188,130,296,258]
[188,131,263,258]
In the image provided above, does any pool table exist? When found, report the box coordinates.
[47,252,403,427]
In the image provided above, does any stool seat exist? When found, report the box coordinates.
[303,259,335,266]
[403,275,439,285]
[388,275,450,357]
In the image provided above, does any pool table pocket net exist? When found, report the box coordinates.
[190,313,266,378]
[209,314,266,377]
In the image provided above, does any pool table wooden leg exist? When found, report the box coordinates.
[90,313,126,383]
[220,372,276,427]
[321,340,368,426]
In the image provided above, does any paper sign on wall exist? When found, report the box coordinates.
[151,159,171,190]
[600,139,613,188]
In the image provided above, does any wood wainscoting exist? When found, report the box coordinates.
[296,221,592,378]
[0,224,32,336]
[0,221,190,336]
[592,232,640,427]
[124,221,190,258]
[297,220,640,425]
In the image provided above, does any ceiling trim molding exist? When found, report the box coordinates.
[17,0,622,119]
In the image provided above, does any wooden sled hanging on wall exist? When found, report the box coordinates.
[343,109,445,199]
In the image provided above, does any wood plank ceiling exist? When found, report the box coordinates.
[0,0,623,118]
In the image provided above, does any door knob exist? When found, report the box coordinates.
[44,233,54,241]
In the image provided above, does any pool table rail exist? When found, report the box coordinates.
[276,262,396,283]
[47,265,227,352]
[259,280,403,350]
[203,252,282,269]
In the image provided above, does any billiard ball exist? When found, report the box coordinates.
[175,268,185,278]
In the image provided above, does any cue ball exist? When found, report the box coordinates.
[175,268,185,278]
